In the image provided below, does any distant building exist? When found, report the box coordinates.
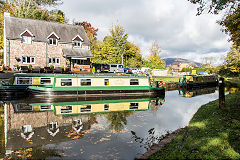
[3,12,93,71]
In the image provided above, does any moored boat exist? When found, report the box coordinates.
[28,74,165,97]
[178,74,218,89]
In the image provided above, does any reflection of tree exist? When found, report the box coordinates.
[131,128,170,151]
[105,111,133,133]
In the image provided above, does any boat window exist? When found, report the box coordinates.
[129,103,139,109]
[80,105,91,112]
[15,103,33,112]
[130,79,139,85]
[104,104,109,111]
[104,79,109,86]
[40,78,51,85]
[16,77,32,85]
[40,105,52,110]
[81,79,91,86]
[60,106,72,114]
[61,79,72,86]
[111,65,117,67]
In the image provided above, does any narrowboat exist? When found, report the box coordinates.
[0,73,55,99]
[178,74,218,89]
[28,74,165,97]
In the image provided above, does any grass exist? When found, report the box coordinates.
[153,77,179,83]
[149,92,240,159]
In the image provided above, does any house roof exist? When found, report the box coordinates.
[5,15,90,45]
[62,47,93,58]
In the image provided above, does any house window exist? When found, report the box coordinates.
[21,36,32,44]
[80,79,91,86]
[40,78,51,85]
[16,77,32,85]
[130,79,139,85]
[74,41,81,47]
[129,103,139,109]
[48,57,60,64]
[49,38,57,45]
[61,79,72,86]
[80,105,91,112]
[22,56,35,64]
[104,79,109,86]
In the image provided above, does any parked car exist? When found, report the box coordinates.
[109,64,124,73]
[131,68,141,74]
[92,63,110,73]
[141,67,152,73]
[124,68,133,74]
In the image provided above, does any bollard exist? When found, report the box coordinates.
[219,77,225,109]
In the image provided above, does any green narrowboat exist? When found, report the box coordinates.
[0,73,55,99]
[178,87,217,98]
[28,74,165,97]
[178,74,218,89]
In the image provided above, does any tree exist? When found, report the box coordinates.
[189,0,240,46]
[224,45,240,74]
[147,41,165,69]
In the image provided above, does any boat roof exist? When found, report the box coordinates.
[13,73,148,78]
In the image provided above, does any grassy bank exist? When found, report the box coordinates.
[153,77,179,83]
[149,92,240,159]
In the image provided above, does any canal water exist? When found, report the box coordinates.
[0,87,226,159]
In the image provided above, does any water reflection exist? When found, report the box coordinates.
[178,87,217,98]
[0,95,165,159]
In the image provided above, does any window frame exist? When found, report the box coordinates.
[21,36,32,44]
[16,77,33,85]
[80,79,91,86]
[130,79,139,85]
[40,77,52,85]
[49,38,58,46]
[61,79,72,86]
[22,56,35,64]
[48,57,60,65]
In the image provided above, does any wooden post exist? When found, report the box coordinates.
[219,77,225,109]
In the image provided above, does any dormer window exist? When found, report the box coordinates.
[47,32,59,46]
[72,35,83,47]
[20,29,34,44]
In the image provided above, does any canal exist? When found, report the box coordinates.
[0,87,223,159]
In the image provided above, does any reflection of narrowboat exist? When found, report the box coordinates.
[178,74,218,89]
[28,74,165,97]
[0,73,54,99]
[178,87,217,97]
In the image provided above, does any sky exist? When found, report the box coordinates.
[56,0,232,65]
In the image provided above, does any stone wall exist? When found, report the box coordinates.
[5,39,89,69]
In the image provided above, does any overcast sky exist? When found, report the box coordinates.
[57,0,231,65]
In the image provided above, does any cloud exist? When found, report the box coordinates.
[59,0,231,65]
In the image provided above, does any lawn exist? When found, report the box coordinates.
[153,77,179,83]
[149,92,240,159]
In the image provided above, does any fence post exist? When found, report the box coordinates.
[219,77,225,109]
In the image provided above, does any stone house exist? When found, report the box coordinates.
[3,12,93,71]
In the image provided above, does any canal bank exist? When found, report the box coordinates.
[141,91,240,159]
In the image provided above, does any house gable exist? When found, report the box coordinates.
[20,29,34,37]
[72,35,83,42]
[47,32,60,40]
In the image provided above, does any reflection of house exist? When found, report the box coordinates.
[3,12,93,71]
[5,103,92,151]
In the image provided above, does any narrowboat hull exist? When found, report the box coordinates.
[28,86,165,98]
[0,85,29,100]
[178,81,218,89]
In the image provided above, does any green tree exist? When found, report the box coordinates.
[147,41,165,69]
[189,0,240,46]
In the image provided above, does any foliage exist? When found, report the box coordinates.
[220,7,240,46]
[188,0,239,15]
[146,41,165,69]
[91,25,144,68]
[74,21,98,43]
[189,0,240,46]
[149,92,240,159]
[181,67,216,74]
[217,45,240,76]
